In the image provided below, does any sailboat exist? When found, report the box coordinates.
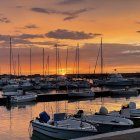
[68,44,94,97]
[94,38,133,87]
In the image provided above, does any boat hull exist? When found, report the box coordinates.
[32,121,97,139]
[95,123,133,133]
[68,91,94,97]
[11,95,37,103]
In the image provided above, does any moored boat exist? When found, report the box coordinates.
[31,111,98,139]
[111,88,138,96]
[110,102,140,127]
[73,107,133,133]
[2,90,23,96]
[68,89,94,97]
[10,94,37,103]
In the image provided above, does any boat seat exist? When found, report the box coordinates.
[54,113,66,122]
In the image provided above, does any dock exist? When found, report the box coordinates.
[71,127,140,140]
[0,90,111,106]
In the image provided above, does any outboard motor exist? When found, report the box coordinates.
[129,102,136,109]
[39,111,50,123]
[73,110,84,118]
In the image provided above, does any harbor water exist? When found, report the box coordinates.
[0,90,140,140]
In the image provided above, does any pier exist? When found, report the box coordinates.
[72,127,140,140]
[0,90,111,106]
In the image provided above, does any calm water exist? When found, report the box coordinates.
[1,90,140,140]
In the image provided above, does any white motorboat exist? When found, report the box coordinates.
[94,73,133,86]
[73,107,133,133]
[68,89,94,97]
[2,90,23,96]
[11,94,37,103]
[2,84,20,92]
[31,112,98,139]
[110,102,140,127]
[20,80,34,90]
[111,88,138,96]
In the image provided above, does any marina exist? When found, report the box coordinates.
[1,87,140,140]
[1,0,140,139]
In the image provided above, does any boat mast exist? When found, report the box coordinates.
[55,44,58,80]
[101,37,103,75]
[75,46,78,78]
[18,53,20,76]
[30,47,32,76]
[77,43,80,79]
[58,48,60,75]
[42,48,45,78]
[47,55,49,76]
[10,37,12,76]
[66,48,68,75]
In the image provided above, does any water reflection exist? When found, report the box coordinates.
[6,102,37,111]
[0,94,140,140]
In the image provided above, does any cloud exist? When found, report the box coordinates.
[135,21,140,24]
[16,6,24,8]
[64,8,93,21]
[31,8,53,14]
[17,34,44,39]
[0,33,59,48]
[59,0,85,5]
[31,7,94,21]
[121,50,140,55]
[63,15,77,20]
[46,29,102,40]
[136,30,140,33]
[23,24,39,29]
[0,15,10,23]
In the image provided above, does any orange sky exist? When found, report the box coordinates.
[0,0,140,75]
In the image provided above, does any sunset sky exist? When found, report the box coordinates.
[0,0,140,75]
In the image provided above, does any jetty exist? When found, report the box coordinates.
[72,127,140,140]
[0,90,111,106]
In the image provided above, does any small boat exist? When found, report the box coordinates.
[111,87,138,96]
[110,102,140,127]
[2,90,23,96]
[31,112,98,139]
[68,89,94,97]
[73,107,133,133]
[20,80,34,90]
[2,84,20,92]
[94,73,133,87]
[10,94,37,103]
